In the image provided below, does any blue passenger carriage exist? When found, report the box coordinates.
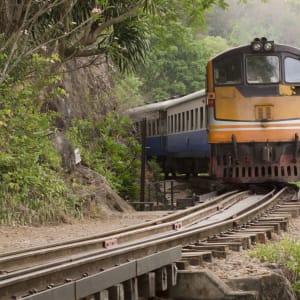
[128,90,210,177]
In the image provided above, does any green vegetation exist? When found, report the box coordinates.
[0,0,230,84]
[0,51,142,223]
[0,0,283,224]
[136,4,231,101]
[67,114,141,200]
[250,238,300,291]
[137,34,230,101]
[0,54,77,224]
[113,74,144,110]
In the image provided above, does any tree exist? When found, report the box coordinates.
[0,0,233,84]
[0,0,157,83]
[135,7,230,102]
[136,24,207,101]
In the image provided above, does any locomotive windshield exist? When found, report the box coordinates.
[214,55,242,85]
[285,57,300,83]
[246,55,279,84]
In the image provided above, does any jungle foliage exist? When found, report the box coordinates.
[67,114,141,200]
[136,34,229,101]
[0,0,230,84]
[0,0,281,224]
[0,54,76,224]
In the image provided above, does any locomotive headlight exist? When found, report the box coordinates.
[251,41,263,52]
[251,38,274,52]
[264,41,274,52]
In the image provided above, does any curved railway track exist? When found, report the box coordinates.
[0,190,242,273]
[0,185,296,300]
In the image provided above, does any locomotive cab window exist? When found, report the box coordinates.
[246,55,279,84]
[285,57,300,83]
[214,56,242,85]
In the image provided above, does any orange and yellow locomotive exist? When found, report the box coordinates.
[207,38,300,183]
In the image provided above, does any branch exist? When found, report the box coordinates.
[0,2,93,83]
[82,3,144,46]
[0,0,34,82]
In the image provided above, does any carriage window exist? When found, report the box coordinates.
[195,108,199,129]
[200,107,204,128]
[156,119,160,135]
[178,114,181,132]
[246,55,279,84]
[214,56,242,85]
[148,121,151,136]
[186,111,189,131]
[285,57,300,83]
[190,109,194,130]
[153,120,156,136]
[182,112,185,131]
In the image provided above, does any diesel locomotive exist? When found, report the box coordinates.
[207,38,300,183]
[129,38,300,183]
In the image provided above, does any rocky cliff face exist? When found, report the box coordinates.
[43,57,118,130]
[62,58,117,121]
[48,57,133,213]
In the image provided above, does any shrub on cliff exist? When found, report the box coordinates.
[67,113,141,200]
[0,54,81,224]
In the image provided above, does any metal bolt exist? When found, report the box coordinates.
[29,289,38,294]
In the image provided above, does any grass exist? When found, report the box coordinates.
[250,238,300,291]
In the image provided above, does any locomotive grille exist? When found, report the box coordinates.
[221,164,299,182]
[255,105,273,120]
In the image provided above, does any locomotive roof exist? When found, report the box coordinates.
[211,43,300,61]
[127,89,206,118]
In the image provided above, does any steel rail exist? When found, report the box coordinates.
[0,191,238,258]
[0,191,246,273]
[0,187,286,300]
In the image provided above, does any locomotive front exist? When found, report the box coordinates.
[206,38,300,183]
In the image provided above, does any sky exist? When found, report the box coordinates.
[206,0,300,47]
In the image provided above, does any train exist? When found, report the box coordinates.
[128,38,300,183]
[128,91,210,177]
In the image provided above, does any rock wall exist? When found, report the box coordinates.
[62,58,117,121]
[48,57,134,212]
[43,57,118,130]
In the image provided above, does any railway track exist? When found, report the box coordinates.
[0,190,242,273]
[0,185,297,300]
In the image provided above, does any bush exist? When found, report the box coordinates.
[250,238,300,291]
[0,54,80,224]
[67,113,141,200]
